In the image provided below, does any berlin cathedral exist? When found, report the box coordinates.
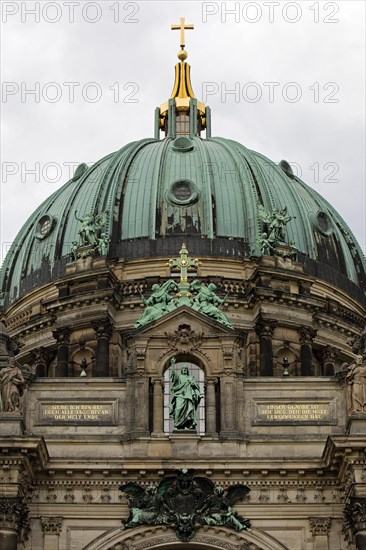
[0,18,365,550]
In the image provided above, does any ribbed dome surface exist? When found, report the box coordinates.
[1,135,365,305]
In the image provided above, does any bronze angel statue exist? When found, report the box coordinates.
[120,483,164,527]
[74,210,110,253]
[199,484,251,531]
[134,280,177,328]
[258,204,295,245]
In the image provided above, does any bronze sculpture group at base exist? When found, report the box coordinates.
[120,469,250,542]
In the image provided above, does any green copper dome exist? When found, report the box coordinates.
[1,48,365,307]
[1,134,365,306]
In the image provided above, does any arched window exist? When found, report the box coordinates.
[164,361,205,435]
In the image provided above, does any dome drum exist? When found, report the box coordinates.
[1,134,364,308]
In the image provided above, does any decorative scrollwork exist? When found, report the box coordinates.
[166,324,202,353]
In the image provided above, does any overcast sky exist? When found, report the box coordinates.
[1,0,365,265]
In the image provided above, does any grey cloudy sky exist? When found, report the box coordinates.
[1,0,365,265]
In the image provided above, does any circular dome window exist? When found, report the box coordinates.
[279,159,295,179]
[172,137,194,152]
[167,180,199,206]
[35,215,56,240]
[310,210,333,237]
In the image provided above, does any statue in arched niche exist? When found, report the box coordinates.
[169,358,202,430]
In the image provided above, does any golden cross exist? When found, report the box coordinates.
[168,243,199,282]
[171,17,194,49]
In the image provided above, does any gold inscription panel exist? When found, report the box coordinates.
[37,400,118,425]
[253,400,336,425]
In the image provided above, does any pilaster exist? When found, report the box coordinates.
[41,516,63,550]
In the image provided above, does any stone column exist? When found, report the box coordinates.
[40,517,63,550]
[299,326,317,376]
[92,320,113,377]
[52,328,71,377]
[0,497,29,550]
[205,377,217,436]
[344,497,366,550]
[309,517,331,550]
[319,345,339,376]
[236,373,245,435]
[31,347,52,377]
[0,321,10,369]
[133,347,149,435]
[220,374,237,437]
[152,377,164,435]
[255,318,277,376]
[124,350,136,434]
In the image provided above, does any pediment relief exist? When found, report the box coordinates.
[124,309,240,376]
[166,323,203,354]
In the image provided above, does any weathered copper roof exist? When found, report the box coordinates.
[1,135,365,305]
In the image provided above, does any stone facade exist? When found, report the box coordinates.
[0,251,365,550]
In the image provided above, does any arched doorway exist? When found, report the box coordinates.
[84,525,289,550]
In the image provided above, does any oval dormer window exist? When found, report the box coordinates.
[35,215,56,240]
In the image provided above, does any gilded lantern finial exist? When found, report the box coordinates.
[158,19,207,135]
[171,17,194,61]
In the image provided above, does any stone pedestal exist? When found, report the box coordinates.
[0,413,25,436]
[347,416,366,435]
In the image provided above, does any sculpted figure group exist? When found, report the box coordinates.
[258,205,297,257]
[71,211,110,260]
[121,469,250,542]
[134,279,231,329]
[134,280,177,328]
